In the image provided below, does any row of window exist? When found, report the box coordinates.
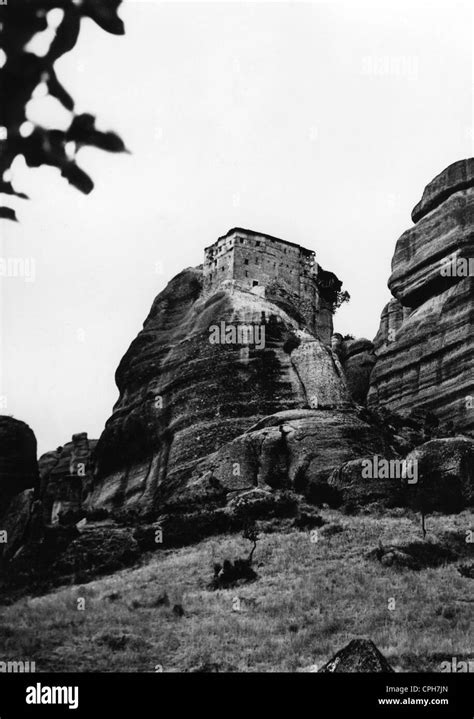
[206,269,259,284]
[215,237,298,254]
[243,257,296,271]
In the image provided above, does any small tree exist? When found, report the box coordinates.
[405,474,431,539]
[243,521,259,565]
[210,522,260,590]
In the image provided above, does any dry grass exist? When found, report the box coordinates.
[0,510,472,672]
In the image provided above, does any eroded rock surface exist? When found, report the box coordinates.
[319,639,394,673]
[404,437,474,512]
[335,336,377,404]
[90,264,361,515]
[0,416,39,515]
[39,432,97,524]
[369,160,474,434]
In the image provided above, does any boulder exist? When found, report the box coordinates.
[0,416,39,515]
[327,456,405,508]
[403,437,474,512]
[319,638,394,672]
[51,525,139,580]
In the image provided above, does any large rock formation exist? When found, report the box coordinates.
[89,251,388,516]
[403,437,474,512]
[39,432,97,524]
[0,416,39,515]
[368,159,474,434]
[150,409,390,513]
[333,335,377,404]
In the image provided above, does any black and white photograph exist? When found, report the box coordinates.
[0,0,473,713]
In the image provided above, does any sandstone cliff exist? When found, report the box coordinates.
[0,416,39,515]
[368,159,474,434]
[39,432,97,523]
[89,264,390,515]
[332,335,377,405]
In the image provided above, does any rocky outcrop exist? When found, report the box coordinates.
[88,259,396,516]
[334,336,377,404]
[319,639,394,672]
[39,433,97,524]
[0,416,39,515]
[372,299,412,351]
[0,489,41,563]
[154,409,390,512]
[403,437,474,512]
[327,456,404,509]
[368,160,474,434]
[412,158,474,223]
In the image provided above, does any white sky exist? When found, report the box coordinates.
[1,0,472,455]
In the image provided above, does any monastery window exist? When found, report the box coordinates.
[245,271,249,277]
[256,241,260,247]
[252,280,259,286]
[244,259,249,265]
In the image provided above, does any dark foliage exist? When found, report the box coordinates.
[210,522,260,589]
[0,0,126,220]
[282,332,301,354]
[457,562,474,579]
[293,509,325,529]
[370,537,462,571]
[210,558,257,590]
[172,603,184,618]
[315,268,350,313]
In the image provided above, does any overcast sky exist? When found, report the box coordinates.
[1,0,472,455]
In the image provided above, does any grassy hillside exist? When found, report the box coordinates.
[0,509,472,672]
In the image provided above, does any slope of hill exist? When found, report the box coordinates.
[1,510,471,673]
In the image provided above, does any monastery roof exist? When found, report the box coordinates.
[205,228,315,256]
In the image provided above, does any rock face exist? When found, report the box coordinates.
[404,437,474,512]
[39,433,97,524]
[412,158,474,223]
[0,489,39,563]
[88,249,390,515]
[0,416,39,515]
[368,160,474,434]
[334,336,377,404]
[158,409,390,512]
[327,456,404,509]
[319,639,394,673]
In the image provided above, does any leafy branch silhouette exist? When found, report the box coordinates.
[0,0,127,221]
